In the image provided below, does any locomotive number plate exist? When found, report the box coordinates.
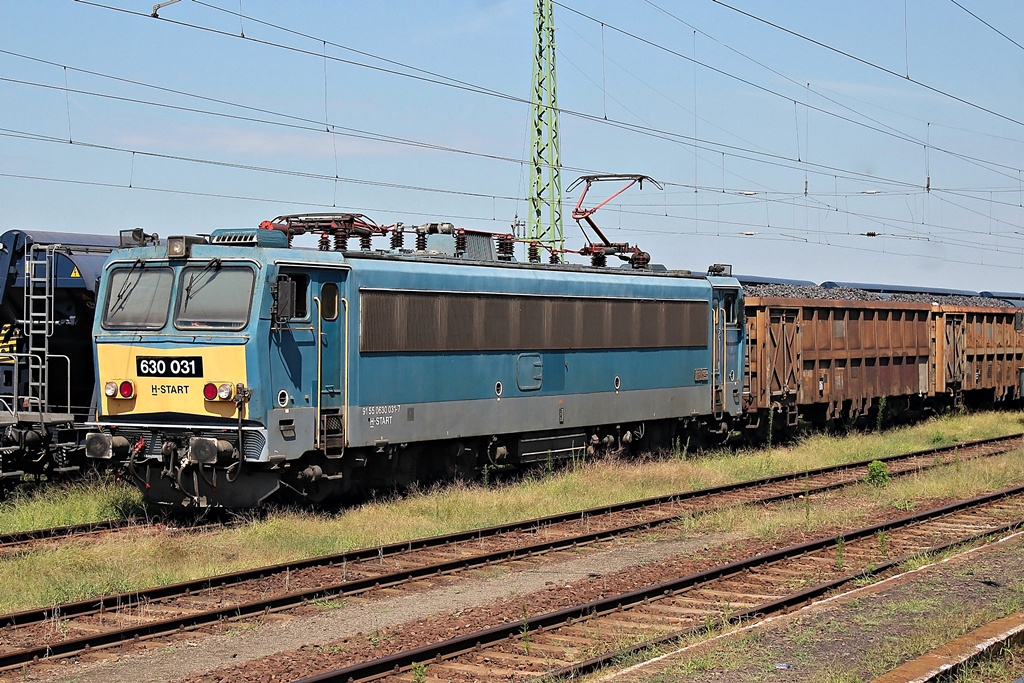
[136,356,204,378]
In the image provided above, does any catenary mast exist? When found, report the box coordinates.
[528,0,563,262]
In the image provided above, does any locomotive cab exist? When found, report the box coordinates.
[88,229,291,506]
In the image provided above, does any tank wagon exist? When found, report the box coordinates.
[86,217,744,507]
[0,229,120,488]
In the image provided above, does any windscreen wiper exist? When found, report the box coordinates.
[184,258,222,301]
[111,259,144,311]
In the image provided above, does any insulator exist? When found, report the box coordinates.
[415,229,428,252]
[549,252,560,265]
[632,251,651,270]
[527,242,540,263]
[334,231,349,251]
[360,233,372,251]
[390,228,404,251]
[591,251,607,268]
[496,234,515,261]
[318,233,330,251]
[287,233,294,247]
[454,228,467,256]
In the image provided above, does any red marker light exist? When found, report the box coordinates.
[203,383,218,401]
[118,381,134,398]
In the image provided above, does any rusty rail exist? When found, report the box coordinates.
[0,433,1019,672]
[297,485,1024,682]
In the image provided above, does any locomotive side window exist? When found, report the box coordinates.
[279,273,309,319]
[103,266,173,330]
[174,265,255,330]
[321,282,339,321]
[723,294,736,324]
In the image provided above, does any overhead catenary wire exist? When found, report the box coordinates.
[706,0,1024,128]
[5,1,1019,277]
[65,1,1024,188]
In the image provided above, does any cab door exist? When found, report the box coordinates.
[711,291,728,417]
[266,267,348,459]
[312,273,348,456]
[712,286,743,417]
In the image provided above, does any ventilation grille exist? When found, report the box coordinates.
[361,290,709,353]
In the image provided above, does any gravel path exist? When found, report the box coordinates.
[21,533,739,683]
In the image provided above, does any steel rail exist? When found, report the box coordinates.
[0,517,148,548]
[2,433,1014,628]
[0,433,1018,671]
[295,483,1024,682]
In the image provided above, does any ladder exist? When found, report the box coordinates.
[20,244,58,412]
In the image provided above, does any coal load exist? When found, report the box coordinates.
[745,283,1007,308]
[889,293,1006,308]
[745,284,885,301]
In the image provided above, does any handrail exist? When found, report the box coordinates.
[313,296,323,450]
[342,296,349,454]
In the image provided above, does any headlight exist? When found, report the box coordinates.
[104,381,118,398]
[203,382,235,401]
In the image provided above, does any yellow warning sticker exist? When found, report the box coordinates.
[70,266,81,278]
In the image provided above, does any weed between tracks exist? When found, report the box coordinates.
[0,474,144,535]
[0,411,1021,615]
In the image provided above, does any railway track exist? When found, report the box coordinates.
[0,516,229,556]
[0,433,1019,672]
[298,484,1024,682]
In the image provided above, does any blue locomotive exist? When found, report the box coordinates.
[85,216,744,507]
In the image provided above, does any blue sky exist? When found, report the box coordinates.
[2,1,1024,291]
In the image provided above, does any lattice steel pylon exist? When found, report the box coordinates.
[528,0,563,262]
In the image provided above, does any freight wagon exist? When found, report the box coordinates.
[742,295,1024,439]
[0,229,119,487]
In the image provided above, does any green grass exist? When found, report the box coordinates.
[938,641,1024,682]
[0,410,1021,614]
[0,474,145,535]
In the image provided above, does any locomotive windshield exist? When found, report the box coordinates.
[102,264,173,329]
[174,264,255,330]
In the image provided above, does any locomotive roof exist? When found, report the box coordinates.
[107,228,736,285]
